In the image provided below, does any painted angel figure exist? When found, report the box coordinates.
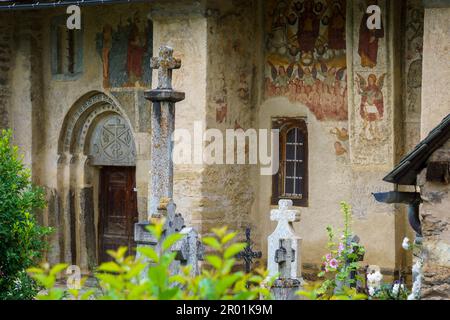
[267,61,296,89]
[356,73,386,141]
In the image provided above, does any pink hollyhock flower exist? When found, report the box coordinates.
[338,243,345,253]
[329,259,339,269]
[325,254,332,261]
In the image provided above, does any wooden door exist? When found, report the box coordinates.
[99,166,138,263]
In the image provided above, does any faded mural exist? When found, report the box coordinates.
[96,12,153,89]
[330,126,349,156]
[350,0,391,165]
[403,0,423,154]
[265,0,348,121]
[356,72,386,141]
[210,1,255,129]
[357,0,384,68]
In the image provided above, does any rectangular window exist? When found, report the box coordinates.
[271,117,308,207]
[51,15,83,80]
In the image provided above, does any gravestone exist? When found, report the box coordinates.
[275,239,295,279]
[267,200,302,280]
[335,235,365,293]
[271,239,302,300]
[164,200,204,276]
[267,200,303,300]
[134,46,203,276]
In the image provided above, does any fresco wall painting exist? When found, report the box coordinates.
[403,0,424,154]
[265,0,348,122]
[350,0,392,166]
[96,12,153,89]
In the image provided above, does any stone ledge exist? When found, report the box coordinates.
[144,89,185,103]
[423,0,450,8]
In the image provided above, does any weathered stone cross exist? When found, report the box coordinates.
[150,46,181,90]
[135,46,203,277]
[146,46,185,216]
[267,200,303,300]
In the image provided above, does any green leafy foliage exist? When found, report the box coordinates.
[0,130,52,300]
[298,201,367,300]
[298,282,367,301]
[28,220,274,300]
[369,281,410,300]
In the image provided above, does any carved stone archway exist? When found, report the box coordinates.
[55,91,137,271]
[88,115,136,167]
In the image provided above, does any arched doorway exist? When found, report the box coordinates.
[57,92,138,271]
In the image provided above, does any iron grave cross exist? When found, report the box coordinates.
[237,227,262,273]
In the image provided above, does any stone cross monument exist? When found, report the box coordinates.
[268,200,302,280]
[267,200,303,300]
[146,46,185,217]
[134,46,203,276]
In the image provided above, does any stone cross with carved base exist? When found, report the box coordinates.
[145,46,185,216]
[135,46,203,277]
[267,200,303,280]
[267,200,304,300]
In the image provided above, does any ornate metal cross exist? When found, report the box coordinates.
[150,46,181,90]
[237,227,262,273]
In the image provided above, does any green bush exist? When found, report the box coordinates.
[28,220,274,300]
[0,129,52,300]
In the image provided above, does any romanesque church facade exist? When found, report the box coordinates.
[0,0,448,281]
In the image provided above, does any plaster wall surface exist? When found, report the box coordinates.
[419,140,450,299]
[421,8,450,138]
[0,0,427,275]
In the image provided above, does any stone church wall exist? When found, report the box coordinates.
[150,1,263,240]
[7,3,157,268]
[200,0,261,236]
[0,0,427,276]
[418,140,450,299]
[417,4,450,299]
[148,1,209,229]
[421,7,450,138]
[0,14,13,130]
[253,0,422,275]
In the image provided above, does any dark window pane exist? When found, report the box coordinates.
[295,178,302,196]
[286,161,295,176]
[296,131,304,143]
[285,178,294,194]
[296,162,303,175]
[68,30,75,74]
[287,128,296,143]
[296,146,304,160]
[286,145,296,160]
